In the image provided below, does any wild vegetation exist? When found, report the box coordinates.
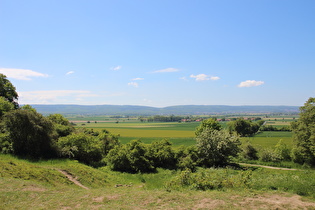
[1,73,315,208]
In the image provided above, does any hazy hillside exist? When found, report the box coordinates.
[30,104,300,116]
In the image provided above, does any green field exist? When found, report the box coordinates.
[74,120,293,148]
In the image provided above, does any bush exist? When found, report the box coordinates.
[241,142,259,160]
[259,149,282,162]
[146,139,176,169]
[57,133,103,165]
[228,118,260,137]
[47,114,74,138]
[97,129,120,156]
[3,109,56,158]
[175,145,198,172]
[105,140,154,173]
[274,139,291,161]
[196,129,241,167]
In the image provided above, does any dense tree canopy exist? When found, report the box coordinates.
[291,97,315,165]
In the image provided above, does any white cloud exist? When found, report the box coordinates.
[18,90,98,104]
[190,74,220,81]
[238,80,265,87]
[0,68,49,80]
[153,68,179,73]
[66,71,75,75]
[111,66,122,71]
[210,76,220,80]
[132,78,144,81]
[128,82,139,88]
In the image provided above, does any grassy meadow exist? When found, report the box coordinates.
[1,154,315,209]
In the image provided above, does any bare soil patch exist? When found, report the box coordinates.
[193,198,226,209]
[56,169,89,190]
[235,194,315,209]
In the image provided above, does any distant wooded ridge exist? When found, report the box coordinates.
[29,104,300,116]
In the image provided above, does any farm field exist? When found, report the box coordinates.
[74,119,293,148]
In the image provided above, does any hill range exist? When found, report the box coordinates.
[30,104,300,116]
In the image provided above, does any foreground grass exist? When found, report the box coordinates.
[1,154,315,209]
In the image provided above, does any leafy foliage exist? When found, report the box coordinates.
[146,139,177,169]
[274,139,291,161]
[57,133,103,165]
[105,140,154,173]
[3,109,56,158]
[0,74,19,109]
[291,97,315,165]
[196,129,241,167]
[47,114,74,138]
[195,118,222,136]
[228,118,260,137]
[175,145,199,172]
[241,142,259,160]
[259,148,282,162]
[0,97,14,117]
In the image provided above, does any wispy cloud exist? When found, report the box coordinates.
[238,80,264,87]
[18,90,98,104]
[111,66,122,71]
[180,76,188,81]
[128,82,139,88]
[132,78,144,81]
[66,71,75,75]
[153,68,179,73]
[190,74,220,81]
[0,68,49,80]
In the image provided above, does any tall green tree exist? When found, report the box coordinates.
[0,74,19,109]
[291,97,315,165]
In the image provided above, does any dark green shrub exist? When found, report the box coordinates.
[47,114,74,137]
[57,133,103,165]
[3,109,56,158]
[146,139,176,169]
[175,145,198,172]
[241,142,259,160]
[105,140,154,173]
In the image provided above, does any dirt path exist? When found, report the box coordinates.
[56,169,89,190]
[239,163,298,171]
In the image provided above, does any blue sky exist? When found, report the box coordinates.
[0,0,314,107]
